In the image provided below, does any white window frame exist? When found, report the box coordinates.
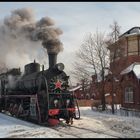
[124,87,134,103]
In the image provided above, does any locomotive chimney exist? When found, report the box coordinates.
[48,52,57,68]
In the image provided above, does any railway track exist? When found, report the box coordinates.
[0,112,121,138]
[52,122,121,138]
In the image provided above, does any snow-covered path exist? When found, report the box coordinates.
[1,107,140,138]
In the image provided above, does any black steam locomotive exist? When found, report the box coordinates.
[0,53,79,126]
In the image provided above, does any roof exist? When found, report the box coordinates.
[105,93,116,97]
[69,85,82,92]
[120,62,140,79]
[108,27,140,50]
[119,27,140,38]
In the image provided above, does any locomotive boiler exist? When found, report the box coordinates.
[0,52,79,126]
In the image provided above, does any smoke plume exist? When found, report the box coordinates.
[0,7,63,72]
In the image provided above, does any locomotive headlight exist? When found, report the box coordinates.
[66,99,70,106]
[55,63,64,71]
[54,99,59,107]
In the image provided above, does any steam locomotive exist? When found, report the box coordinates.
[0,53,79,126]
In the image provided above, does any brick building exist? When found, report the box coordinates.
[74,27,140,111]
[70,81,91,100]
[120,62,140,110]
[109,27,140,76]
[89,27,140,109]
[89,73,121,105]
[69,85,83,100]
[108,27,140,114]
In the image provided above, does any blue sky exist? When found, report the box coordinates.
[0,2,140,83]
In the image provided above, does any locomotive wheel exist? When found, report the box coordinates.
[12,104,19,117]
[9,103,14,115]
[66,119,70,124]
[70,117,73,125]
[15,104,23,117]
[65,117,73,125]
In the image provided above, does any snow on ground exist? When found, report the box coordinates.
[0,113,74,138]
[1,107,140,138]
[77,107,140,138]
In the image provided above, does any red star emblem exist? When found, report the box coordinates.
[55,80,62,89]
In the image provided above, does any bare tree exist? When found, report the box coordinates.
[71,62,91,83]
[108,20,121,43]
[106,21,122,114]
[72,31,110,111]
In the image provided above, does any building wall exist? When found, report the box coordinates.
[121,72,140,110]
[89,76,122,104]
[110,55,140,76]
[108,33,140,110]
[109,34,140,76]
[104,80,122,104]
[73,89,83,99]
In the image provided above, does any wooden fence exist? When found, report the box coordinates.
[120,107,140,118]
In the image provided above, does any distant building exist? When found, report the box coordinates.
[69,85,83,100]
[89,73,121,104]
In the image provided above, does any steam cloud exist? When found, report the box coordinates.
[0,7,63,72]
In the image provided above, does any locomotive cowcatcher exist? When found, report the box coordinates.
[0,52,79,126]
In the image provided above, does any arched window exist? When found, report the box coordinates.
[91,93,95,99]
[124,87,134,103]
[86,94,90,99]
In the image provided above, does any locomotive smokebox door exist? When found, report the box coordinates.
[30,97,36,117]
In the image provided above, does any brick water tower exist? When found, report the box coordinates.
[108,27,140,76]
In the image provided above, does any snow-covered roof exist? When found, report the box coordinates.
[105,93,110,97]
[120,62,140,79]
[124,32,140,37]
[69,85,82,92]
[105,93,116,97]
[119,27,140,38]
